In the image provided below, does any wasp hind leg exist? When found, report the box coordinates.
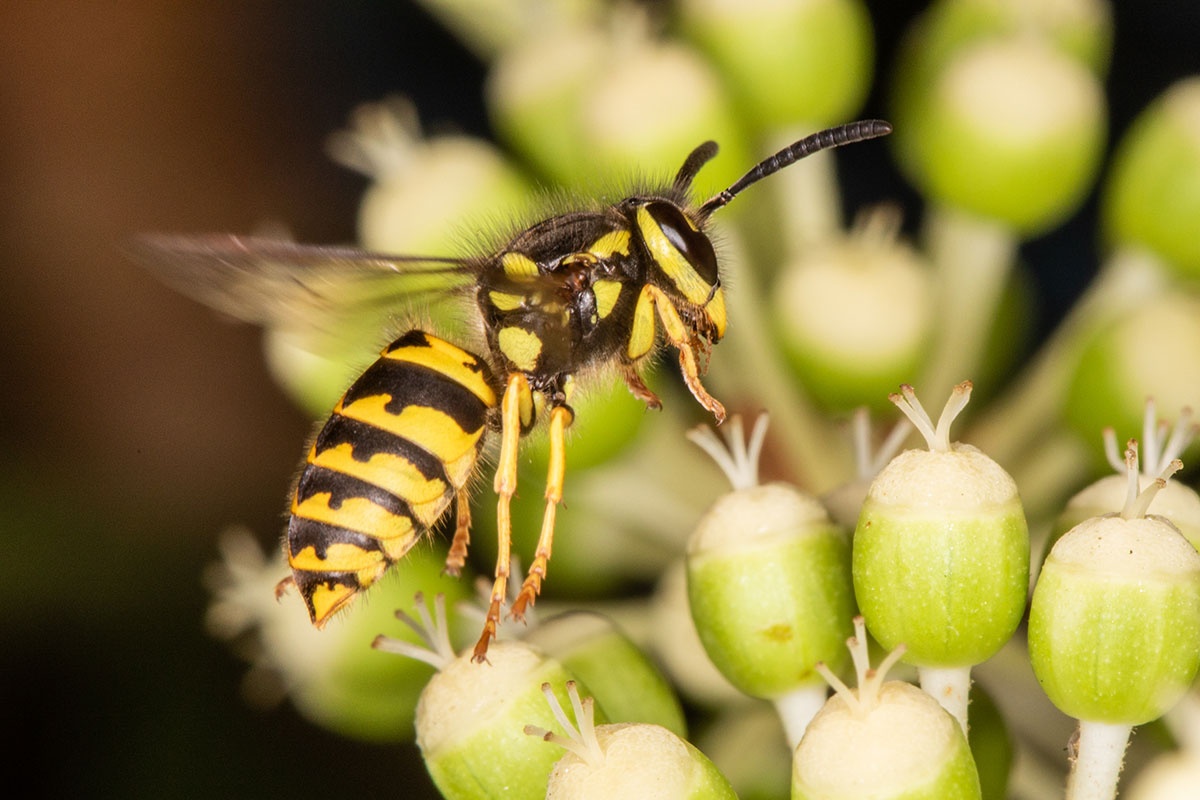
[443,496,472,577]
[473,373,529,663]
[511,402,573,620]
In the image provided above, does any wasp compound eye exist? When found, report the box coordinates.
[645,201,719,286]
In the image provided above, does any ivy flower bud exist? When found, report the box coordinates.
[1065,293,1200,453]
[678,0,873,128]
[1029,443,1200,800]
[204,532,469,742]
[853,382,1029,731]
[792,618,982,800]
[774,207,934,412]
[686,415,854,745]
[398,625,599,800]
[1030,448,1200,727]
[1103,78,1200,278]
[896,37,1105,233]
[529,682,737,800]
[525,611,688,737]
[1047,402,1200,562]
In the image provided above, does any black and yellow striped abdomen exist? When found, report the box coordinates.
[287,330,499,626]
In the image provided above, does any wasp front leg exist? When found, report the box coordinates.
[473,372,530,662]
[645,286,726,424]
[511,402,573,620]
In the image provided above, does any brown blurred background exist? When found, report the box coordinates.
[3,2,1197,797]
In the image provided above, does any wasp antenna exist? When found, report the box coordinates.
[698,119,892,219]
[673,140,720,194]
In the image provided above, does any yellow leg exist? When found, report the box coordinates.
[511,404,572,619]
[473,373,527,662]
[443,496,471,576]
[650,286,726,424]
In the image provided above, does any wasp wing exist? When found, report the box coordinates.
[133,233,478,331]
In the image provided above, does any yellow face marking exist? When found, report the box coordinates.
[488,291,525,311]
[308,582,360,626]
[293,491,417,540]
[290,541,385,572]
[636,206,712,306]
[706,286,728,339]
[383,339,497,406]
[593,279,622,319]
[588,229,631,258]
[501,252,539,278]
[627,285,657,360]
[498,326,543,372]
[338,397,484,464]
[309,443,449,506]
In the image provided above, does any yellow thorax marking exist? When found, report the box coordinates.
[498,326,543,372]
[488,290,525,312]
[501,251,539,278]
[627,285,656,360]
[593,279,622,319]
[588,229,631,259]
[636,206,711,306]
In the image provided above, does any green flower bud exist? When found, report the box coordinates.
[678,0,874,128]
[650,560,745,707]
[897,37,1105,233]
[854,383,1029,669]
[327,98,534,254]
[415,640,603,799]
[1029,458,1200,725]
[524,611,688,737]
[575,36,749,195]
[686,417,854,708]
[530,682,737,800]
[1103,78,1200,279]
[1047,403,1200,562]
[854,383,1028,732]
[204,532,470,742]
[792,618,983,800]
[414,0,599,60]
[487,23,610,183]
[1065,292,1200,454]
[774,208,934,412]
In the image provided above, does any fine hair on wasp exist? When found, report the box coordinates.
[137,118,892,662]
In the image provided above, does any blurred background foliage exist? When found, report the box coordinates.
[3,1,1199,797]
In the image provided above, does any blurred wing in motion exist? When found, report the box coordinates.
[132,233,480,332]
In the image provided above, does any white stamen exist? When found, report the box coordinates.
[526,681,606,768]
[688,412,770,490]
[372,592,456,670]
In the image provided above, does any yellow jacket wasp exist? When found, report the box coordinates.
[139,119,890,661]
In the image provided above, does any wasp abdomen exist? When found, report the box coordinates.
[287,330,499,626]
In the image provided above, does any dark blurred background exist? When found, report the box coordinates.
[2,2,1197,797]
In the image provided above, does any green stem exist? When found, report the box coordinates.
[920,205,1019,402]
[966,247,1169,469]
[919,665,973,736]
[1066,720,1132,800]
